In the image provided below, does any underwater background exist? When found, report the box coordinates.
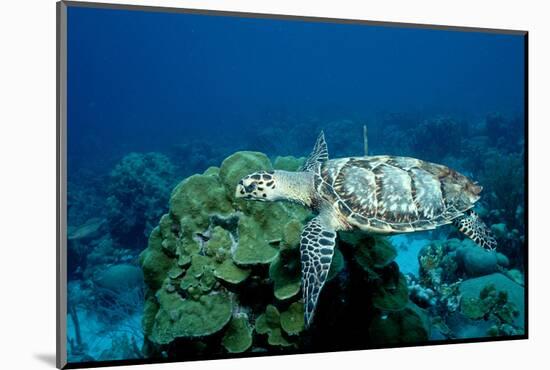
[66,5,526,364]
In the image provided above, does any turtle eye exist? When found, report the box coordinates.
[245,183,257,193]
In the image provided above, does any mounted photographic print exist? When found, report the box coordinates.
[56,1,528,368]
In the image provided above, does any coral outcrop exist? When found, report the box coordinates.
[106,152,177,247]
[459,273,524,335]
[67,112,526,362]
[222,314,253,353]
[139,151,429,358]
[411,237,525,339]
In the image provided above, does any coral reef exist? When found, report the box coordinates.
[150,287,233,343]
[66,110,525,362]
[67,169,109,228]
[273,156,305,172]
[460,273,525,335]
[455,241,509,277]
[480,149,525,228]
[484,113,524,150]
[379,115,467,162]
[368,303,430,345]
[106,152,177,248]
[67,273,145,362]
[478,150,525,270]
[413,116,467,161]
[222,314,253,353]
[139,151,310,356]
[243,117,367,160]
[255,305,298,347]
[410,236,525,339]
[169,140,227,177]
[138,151,430,359]
[459,273,524,334]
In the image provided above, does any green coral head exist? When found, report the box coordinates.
[235,170,279,202]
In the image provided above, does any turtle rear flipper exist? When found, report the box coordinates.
[453,209,497,250]
[300,214,337,327]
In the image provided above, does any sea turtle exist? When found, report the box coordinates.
[235,130,496,327]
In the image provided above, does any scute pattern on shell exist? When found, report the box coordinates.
[317,156,482,233]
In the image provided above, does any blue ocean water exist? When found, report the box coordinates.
[65,5,526,364]
[67,7,524,172]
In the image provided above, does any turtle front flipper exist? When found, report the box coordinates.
[300,131,329,172]
[300,215,337,327]
[453,209,497,250]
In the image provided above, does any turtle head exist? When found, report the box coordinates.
[235,171,279,202]
[235,170,315,207]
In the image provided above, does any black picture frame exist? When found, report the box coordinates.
[56,1,528,368]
